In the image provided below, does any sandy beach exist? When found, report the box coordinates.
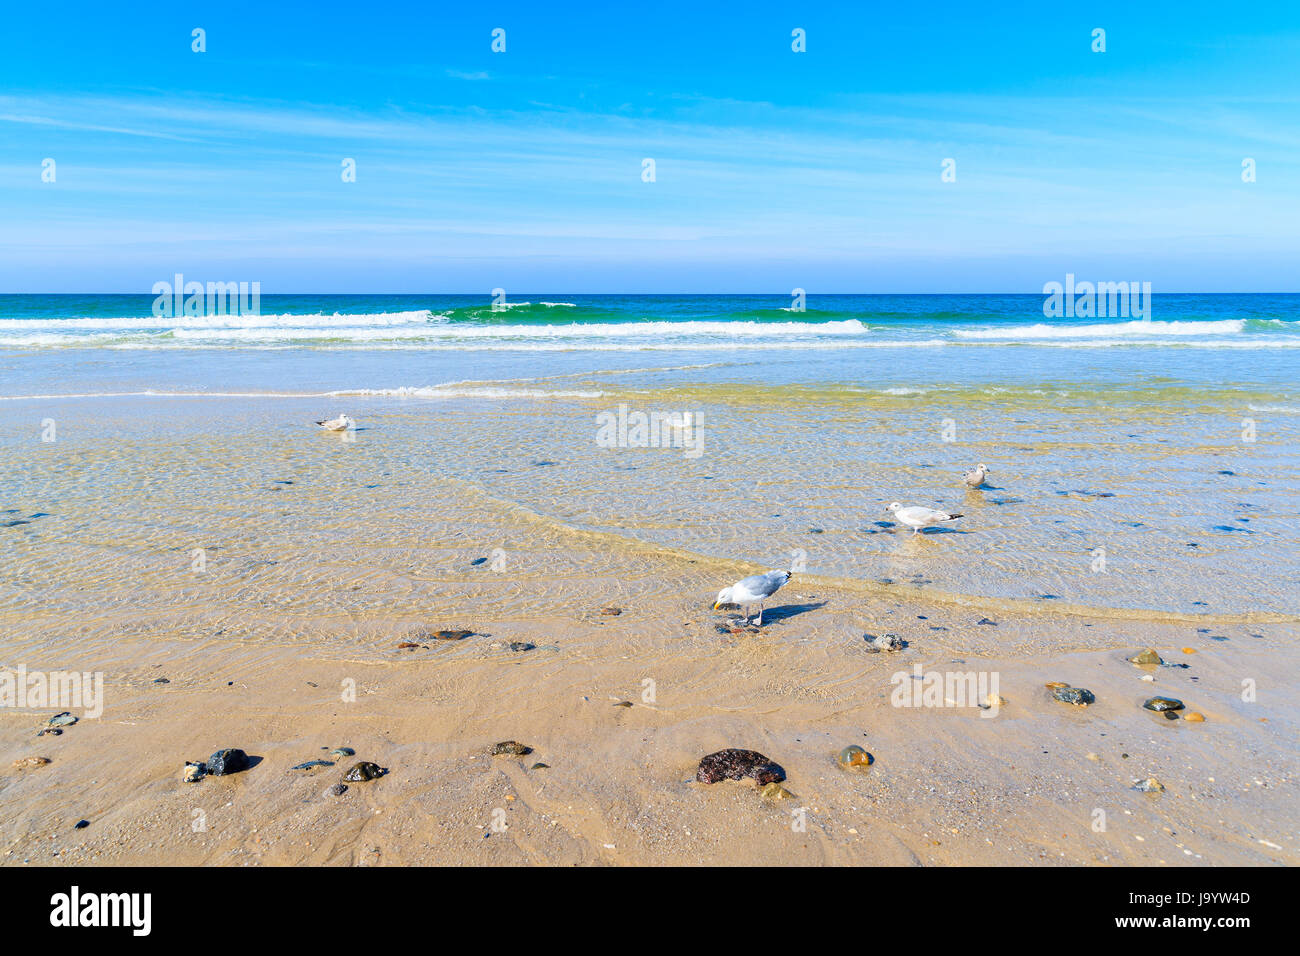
[2,385,1296,867]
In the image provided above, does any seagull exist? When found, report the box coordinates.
[886,502,964,535]
[315,414,355,432]
[714,569,792,626]
[963,463,990,488]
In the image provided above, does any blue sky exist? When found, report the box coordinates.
[1,1,1298,292]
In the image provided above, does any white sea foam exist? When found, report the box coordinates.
[0,384,605,401]
[954,319,1245,340]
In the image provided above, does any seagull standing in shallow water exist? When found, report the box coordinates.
[963,463,990,488]
[886,502,964,535]
[315,414,355,432]
[714,569,792,626]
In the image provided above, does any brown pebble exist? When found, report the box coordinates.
[12,756,51,769]
[1184,712,1206,722]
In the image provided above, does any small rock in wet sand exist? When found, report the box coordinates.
[74,819,89,830]
[1133,777,1165,793]
[153,677,170,684]
[530,762,550,770]
[612,700,633,708]
[599,607,623,616]
[1127,648,1163,665]
[864,633,906,652]
[12,756,51,769]
[976,618,998,626]
[329,747,356,761]
[761,782,797,801]
[1051,685,1096,706]
[1143,696,1184,713]
[183,762,205,783]
[327,783,348,797]
[46,712,77,728]
[396,642,427,650]
[36,728,61,737]
[491,741,532,757]
[1184,712,1206,722]
[291,760,335,771]
[470,557,488,566]
[432,629,473,641]
[696,749,786,785]
[206,748,250,776]
[837,745,874,769]
[343,762,387,782]
[508,642,535,652]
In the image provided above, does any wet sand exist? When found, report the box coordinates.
[1,397,1297,866]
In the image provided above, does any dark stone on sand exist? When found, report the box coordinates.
[74,820,89,830]
[343,761,387,781]
[509,641,535,652]
[470,557,488,566]
[530,762,549,770]
[206,748,249,775]
[696,749,786,785]
[327,783,348,796]
[613,700,633,707]
[1051,686,1096,706]
[433,629,473,641]
[290,760,335,770]
[491,741,532,756]
[37,727,62,737]
[153,677,170,683]
[599,607,623,616]
[46,712,77,728]
[1144,696,1184,712]
[977,618,997,626]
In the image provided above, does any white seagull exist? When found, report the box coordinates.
[887,502,964,535]
[714,569,792,626]
[963,463,990,488]
[315,414,355,432]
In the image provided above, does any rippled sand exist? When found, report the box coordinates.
[1,395,1296,865]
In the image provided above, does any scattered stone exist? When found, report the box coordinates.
[12,756,51,769]
[291,760,335,771]
[1184,712,1206,722]
[837,745,874,769]
[613,700,633,708]
[36,728,62,737]
[1127,648,1162,665]
[327,783,348,796]
[343,762,387,782]
[1133,777,1165,793]
[470,557,488,566]
[508,642,535,652]
[1143,696,1184,713]
[433,629,473,641]
[74,819,90,830]
[863,633,906,652]
[979,694,1006,711]
[696,749,785,785]
[153,677,170,684]
[1051,686,1096,706]
[206,748,250,776]
[396,642,426,650]
[976,618,998,626]
[330,747,356,761]
[491,741,532,756]
[183,762,205,783]
[1086,752,1099,762]
[1164,711,1180,720]
[530,762,550,770]
[599,607,623,616]
[761,782,797,801]
[46,712,77,728]
[1181,647,1196,654]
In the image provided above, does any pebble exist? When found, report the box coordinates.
[1051,685,1096,706]
[980,694,1006,710]
[613,700,633,708]
[1143,696,1184,713]
[327,783,348,797]
[433,629,473,641]
[599,607,623,616]
[1140,674,1155,682]
[329,747,356,761]
[1127,648,1163,665]
[1133,777,1165,793]
[1184,712,1206,722]
[864,633,906,652]
[12,756,51,769]
[74,820,89,830]
[183,762,205,783]
[46,712,77,728]
[761,782,797,801]
[696,749,786,785]
[290,760,335,771]
[206,748,250,776]
[529,762,550,770]
[491,741,532,756]
[343,762,387,782]
[508,642,535,652]
[152,677,170,684]
[36,728,61,737]
[837,745,874,769]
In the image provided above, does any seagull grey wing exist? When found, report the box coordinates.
[745,570,790,597]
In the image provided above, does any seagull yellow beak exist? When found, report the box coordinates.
[713,601,721,611]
